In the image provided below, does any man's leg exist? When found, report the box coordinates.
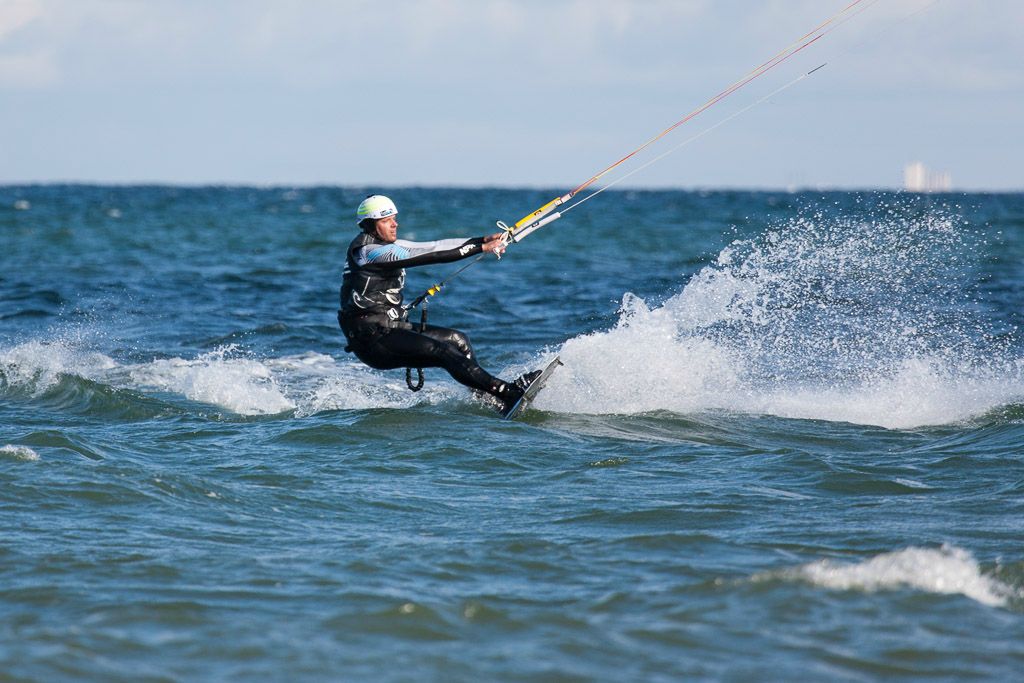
[366,327,520,405]
[416,324,476,361]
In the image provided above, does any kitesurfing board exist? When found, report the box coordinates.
[501,356,562,421]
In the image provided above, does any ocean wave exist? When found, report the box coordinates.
[536,202,1024,429]
[0,339,116,395]
[1,336,467,418]
[265,351,457,415]
[1,444,40,461]
[762,545,1018,608]
[127,345,296,416]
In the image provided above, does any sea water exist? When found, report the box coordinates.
[2,185,1023,681]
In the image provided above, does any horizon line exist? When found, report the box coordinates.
[2,180,1022,195]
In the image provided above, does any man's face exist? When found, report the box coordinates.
[374,215,398,243]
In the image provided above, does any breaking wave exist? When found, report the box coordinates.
[538,200,1024,428]
[128,346,296,416]
[1,444,40,461]
[1,338,458,418]
[761,545,1018,608]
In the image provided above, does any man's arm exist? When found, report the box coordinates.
[356,237,486,269]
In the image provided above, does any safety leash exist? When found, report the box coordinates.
[405,299,428,392]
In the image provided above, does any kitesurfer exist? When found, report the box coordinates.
[338,194,539,413]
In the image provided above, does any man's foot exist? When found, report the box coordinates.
[470,381,524,414]
[513,369,543,390]
[495,381,525,416]
[475,372,540,415]
[494,370,542,416]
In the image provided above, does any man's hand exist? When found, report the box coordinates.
[482,232,509,256]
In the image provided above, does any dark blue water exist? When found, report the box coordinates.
[3,185,1023,681]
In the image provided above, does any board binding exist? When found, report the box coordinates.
[501,356,562,420]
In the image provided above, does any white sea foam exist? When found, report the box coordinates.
[299,371,451,416]
[536,295,742,415]
[536,204,1024,429]
[128,346,295,416]
[1,444,40,461]
[536,300,1024,429]
[266,350,448,415]
[0,333,462,416]
[281,352,462,415]
[0,337,299,415]
[0,339,116,394]
[744,358,1024,429]
[126,348,457,416]
[776,545,1016,608]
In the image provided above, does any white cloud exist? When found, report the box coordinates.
[0,0,712,89]
[4,1,1023,93]
[0,49,56,86]
[0,0,43,41]
[1,0,1021,187]
[0,0,56,86]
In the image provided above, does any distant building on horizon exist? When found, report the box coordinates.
[904,161,952,192]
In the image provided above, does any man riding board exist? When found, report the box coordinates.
[338,195,539,414]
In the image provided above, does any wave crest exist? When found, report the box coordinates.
[771,545,1018,608]
[537,200,1024,428]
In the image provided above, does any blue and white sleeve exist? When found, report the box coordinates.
[355,237,484,268]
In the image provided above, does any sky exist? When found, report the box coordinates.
[0,0,1021,190]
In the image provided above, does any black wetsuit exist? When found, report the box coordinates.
[338,230,518,404]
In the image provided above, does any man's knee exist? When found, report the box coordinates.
[448,330,472,357]
[421,326,473,358]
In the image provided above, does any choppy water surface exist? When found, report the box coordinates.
[2,185,1023,681]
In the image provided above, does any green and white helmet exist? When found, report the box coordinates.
[356,194,397,223]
